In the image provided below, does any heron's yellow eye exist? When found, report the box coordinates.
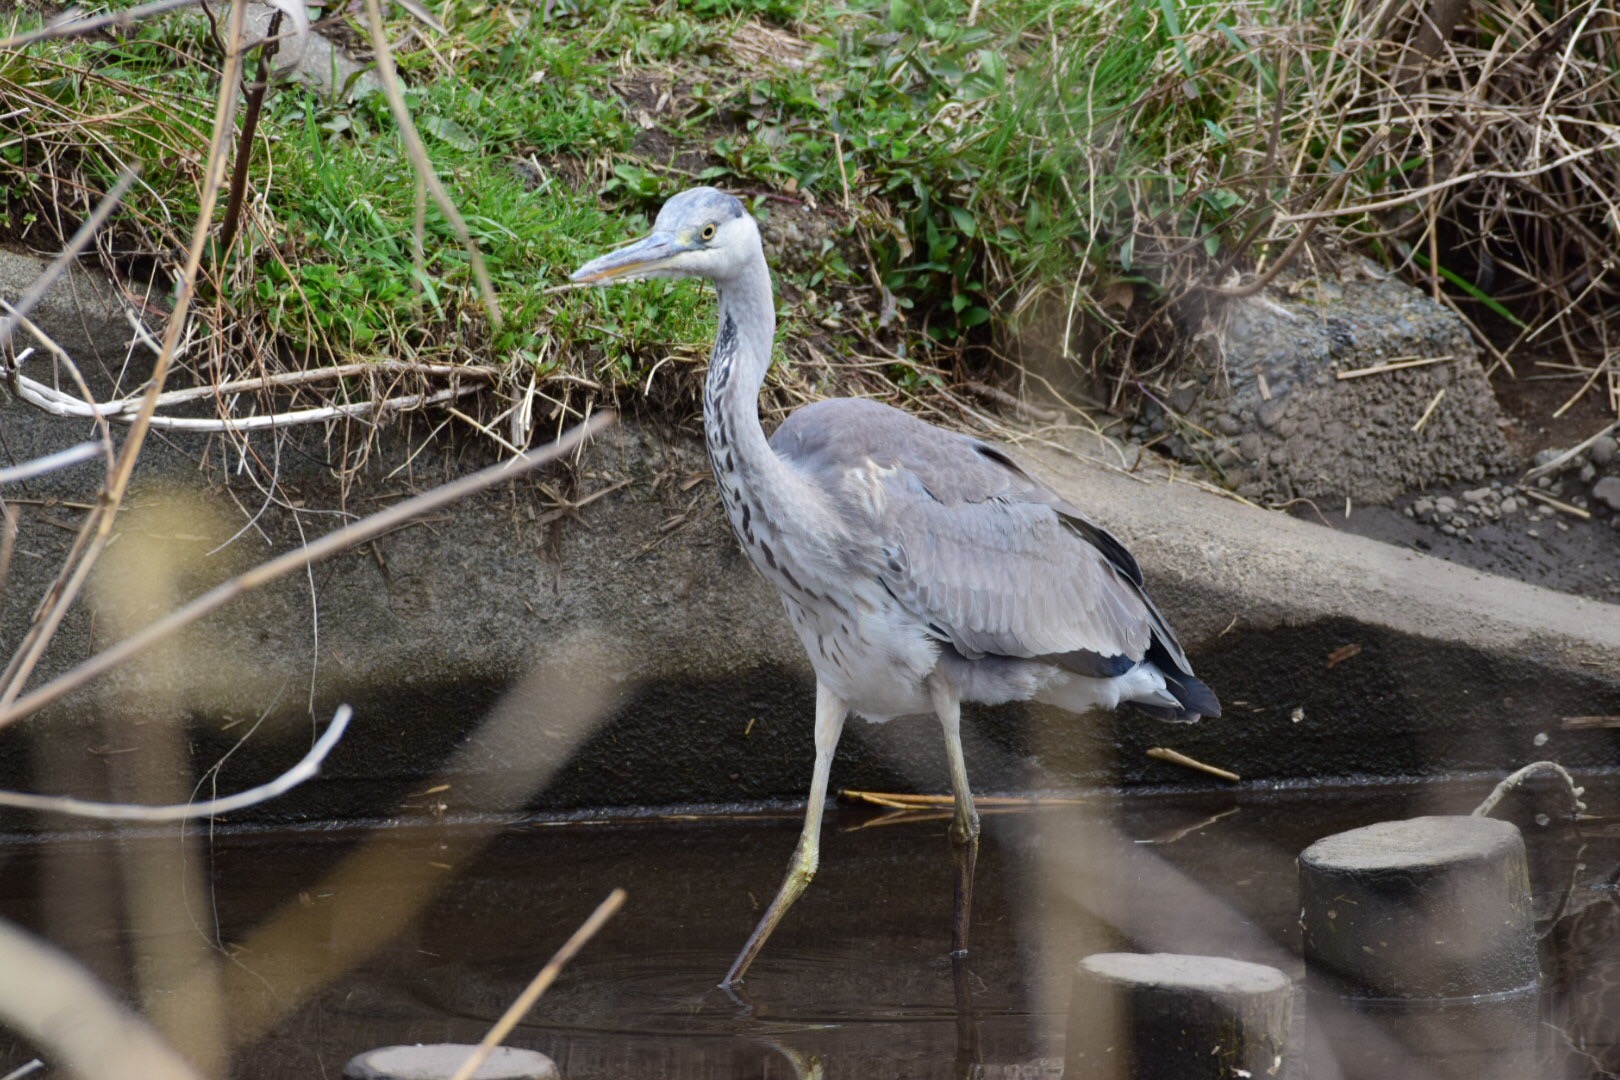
[701,223,717,241]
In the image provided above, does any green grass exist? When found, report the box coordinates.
[1,0,1258,384]
[1,0,1522,427]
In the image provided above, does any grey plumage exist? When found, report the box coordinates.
[572,186,1219,988]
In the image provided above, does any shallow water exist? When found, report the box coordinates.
[0,775,1615,1079]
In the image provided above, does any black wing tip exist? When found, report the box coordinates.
[1134,669,1222,723]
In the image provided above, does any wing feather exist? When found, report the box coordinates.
[772,398,1173,669]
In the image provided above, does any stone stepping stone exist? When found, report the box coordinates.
[344,1045,557,1080]
[1299,814,1537,999]
[1065,951,1291,1079]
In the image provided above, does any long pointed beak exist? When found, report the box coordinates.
[570,232,681,284]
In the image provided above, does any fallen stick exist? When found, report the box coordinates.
[1146,747,1240,783]
[1411,387,1446,432]
[0,706,351,820]
[9,369,482,431]
[1516,485,1592,520]
[1521,419,1620,482]
[0,443,103,486]
[1334,354,1454,380]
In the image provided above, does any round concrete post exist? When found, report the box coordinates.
[1299,815,1537,998]
[1300,815,1540,1080]
[1065,952,1292,1079]
[344,1045,557,1080]
[1306,990,1540,1080]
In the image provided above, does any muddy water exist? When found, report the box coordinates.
[0,777,1614,1079]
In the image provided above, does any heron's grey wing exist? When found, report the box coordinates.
[772,398,1180,671]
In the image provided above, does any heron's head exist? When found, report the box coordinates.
[571,187,760,287]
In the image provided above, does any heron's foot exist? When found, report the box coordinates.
[716,975,752,1004]
[723,837,820,986]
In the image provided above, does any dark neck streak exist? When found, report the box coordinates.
[703,261,821,556]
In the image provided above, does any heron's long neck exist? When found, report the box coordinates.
[703,255,813,539]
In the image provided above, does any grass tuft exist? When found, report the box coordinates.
[1,0,1616,468]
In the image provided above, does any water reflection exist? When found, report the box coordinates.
[0,779,1612,1078]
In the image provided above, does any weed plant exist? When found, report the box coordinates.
[0,0,1615,457]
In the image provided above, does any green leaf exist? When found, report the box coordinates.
[948,205,977,238]
[420,114,478,152]
[1411,252,1526,327]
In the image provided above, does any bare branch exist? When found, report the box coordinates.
[0,1059,44,1080]
[0,442,102,486]
[448,889,627,1080]
[9,372,483,431]
[0,706,352,821]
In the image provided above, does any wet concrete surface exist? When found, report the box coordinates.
[1309,493,1619,605]
[0,776,1615,1078]
[1307,374,1620,605]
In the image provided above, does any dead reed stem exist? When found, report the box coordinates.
[447,889,628,1080]
[0,0,250,712]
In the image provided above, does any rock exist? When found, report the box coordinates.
[1412,497,1435,520]
[1302,817,1542,1079]
[345,1046,557,1080]
[1066,953,1292,1080]
[1184,275,1514,503]
[1579,462,1597,484]
[1434,496,1458,515]
[1461,487,1491,505]
[1591,435,1617,466]
[1593,476,1620,512]
[244,3,379,100]
[1256,397,1289,430]
[1533,447,1566,471]
[1499,496,1518,514]
[1299,816,1537,999]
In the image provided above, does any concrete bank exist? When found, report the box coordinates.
[1,407,1615,825]
[0,253,1616,825]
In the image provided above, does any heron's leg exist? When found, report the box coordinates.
[721,680,847,988]
[929,676,979,958]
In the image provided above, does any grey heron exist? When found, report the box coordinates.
[572,187,1219,989]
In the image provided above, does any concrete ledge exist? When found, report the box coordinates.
[1,247,1615,822]
[2,407,1614,825]
[1015,438,1620,786]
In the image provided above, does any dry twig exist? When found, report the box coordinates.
[0,706,351,820]
[447,889,627,1080]
[1145,746,1240,783]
